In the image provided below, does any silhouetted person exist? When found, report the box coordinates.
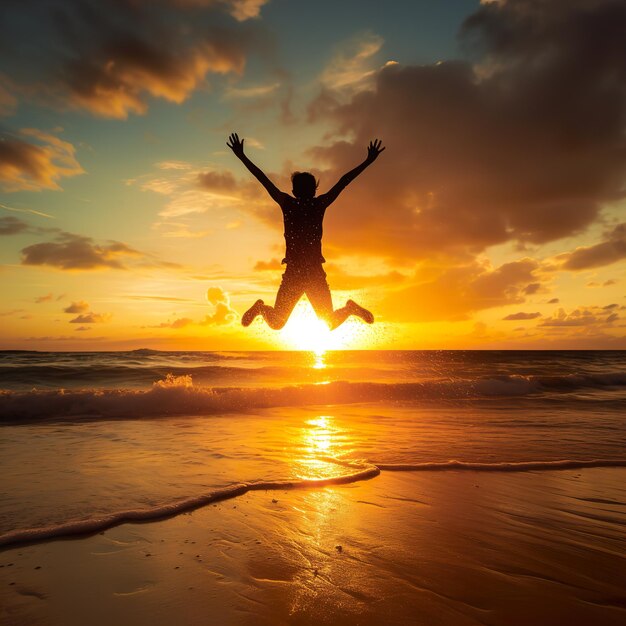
[227,133,385,330]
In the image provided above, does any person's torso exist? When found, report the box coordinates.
[280,195,328,265]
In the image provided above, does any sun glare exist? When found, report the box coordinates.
[277,300,365,352]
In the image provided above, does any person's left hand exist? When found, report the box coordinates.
[227,132,245,158]
[366,139,385,163]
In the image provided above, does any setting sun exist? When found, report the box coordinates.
[276,300,366,352]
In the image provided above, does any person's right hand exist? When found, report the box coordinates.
[227,132,245,158]
[366,139,385,163]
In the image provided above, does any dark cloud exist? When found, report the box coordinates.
[538,306,620,328]
[63,301,90,313]
[307,0,626,262]
[523,283,541,295]
[21,232,142,270]
[0,0,270,119]
[69,312,112,324]
[560,223,626,270]
[34,293,54,303]
[0,129,83,191]
[197,170,238,192]
[547,298,560,304]
[0,215,29,235]
[502,311,541,321]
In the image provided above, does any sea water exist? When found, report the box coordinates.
[1,350,625,545]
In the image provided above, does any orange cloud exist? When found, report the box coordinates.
[0,129,83,192]
[379,259,541,322]
[0,1,266,120]
[254,258,282,271]
[203,286,237,324]
[63,39,246,119]
[151,317,194,329]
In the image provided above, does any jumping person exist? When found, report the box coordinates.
[227,133,385,330]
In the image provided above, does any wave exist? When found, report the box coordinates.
[1,371,626,422]
[2,457,625,549]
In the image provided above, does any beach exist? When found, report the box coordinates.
[1,468,625,626]
[1,350,625,624]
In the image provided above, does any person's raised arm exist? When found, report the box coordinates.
[321,139,385,205]
[227,133,286,204]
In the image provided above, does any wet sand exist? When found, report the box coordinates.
[1,468,625,626]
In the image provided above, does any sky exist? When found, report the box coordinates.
[0,0,625,351]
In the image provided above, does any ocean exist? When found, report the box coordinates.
[1,349,625,546]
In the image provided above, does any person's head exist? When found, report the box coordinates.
[291,171,318,199]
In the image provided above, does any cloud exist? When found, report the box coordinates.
[320,32,384,93]
[63,301,90,314]
[523,283,541,295]
[254,258,282,271]
[547,298,559,304]
[69,312,112,324]
[197,170,238,192]
[0,216,29,235]
[122,295,194,302]
[21,232,143,270]
[307,0,626,263]
[152,317,194,329]
[502,311,541,321]
[560,223,626,271]
[203,286,237,324]
[379,258,541,322]
[224,81,280,99]
[35,293,54,304]
[171,0,269,21]
[539,306,619,328]
[0,1,268,119]
[0,129,83,192]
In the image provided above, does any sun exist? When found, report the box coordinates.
[277,299,366,352]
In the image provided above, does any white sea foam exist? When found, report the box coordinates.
[2,458,625,549]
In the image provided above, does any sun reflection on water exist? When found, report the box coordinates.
[294,414,345,480]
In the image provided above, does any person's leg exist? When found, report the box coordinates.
[306,268,374,330]
[242,269,303,330]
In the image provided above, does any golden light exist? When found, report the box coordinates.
[277,299,366,352]
[294,414,342,480]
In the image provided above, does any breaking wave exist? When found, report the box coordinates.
[1,371,625,422]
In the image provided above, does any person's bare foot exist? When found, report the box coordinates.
[346,299,374,324]
[242,299,264,327]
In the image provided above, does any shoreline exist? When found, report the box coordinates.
[2,468,625,626]
[3,458,626,550]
